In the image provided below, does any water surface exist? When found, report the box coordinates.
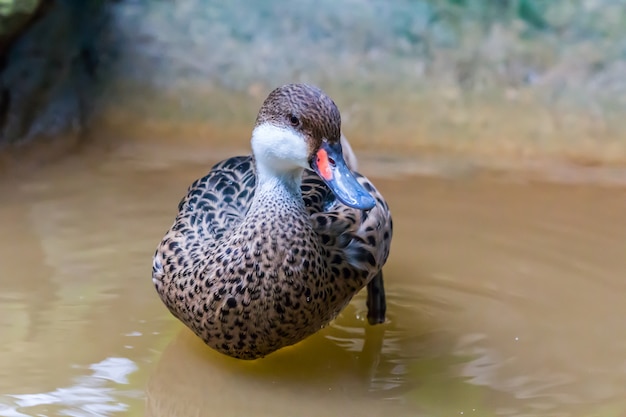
[0,140,625,416]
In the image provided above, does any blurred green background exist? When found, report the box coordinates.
[2,0,626,165]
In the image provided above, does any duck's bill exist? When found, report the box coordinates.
[311,141,376,210]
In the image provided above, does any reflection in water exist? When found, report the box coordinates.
[145,290,435,417]
[0,141,625,416]
[0,191,59,343]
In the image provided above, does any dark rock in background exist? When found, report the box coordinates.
[0,0,111,147]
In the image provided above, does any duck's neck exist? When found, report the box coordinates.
[250,162,305,214]
[238,164,311,253]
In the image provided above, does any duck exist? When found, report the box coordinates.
[152,83,393,360]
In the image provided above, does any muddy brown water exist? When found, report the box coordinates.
[0,139,625,417]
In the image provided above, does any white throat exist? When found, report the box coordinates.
[251,123,309,192]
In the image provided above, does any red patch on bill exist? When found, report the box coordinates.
[316,148,333,180]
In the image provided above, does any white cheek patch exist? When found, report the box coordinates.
[251,123,309,170]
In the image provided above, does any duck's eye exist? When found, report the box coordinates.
[289,115,300,127]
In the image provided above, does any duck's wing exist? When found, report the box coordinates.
[174,156,256,243]
[152,156,256,321]
[301,169,393,274]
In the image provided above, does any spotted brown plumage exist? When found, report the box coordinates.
[152,83,393,359]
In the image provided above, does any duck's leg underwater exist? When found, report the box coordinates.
[366,271,387,325]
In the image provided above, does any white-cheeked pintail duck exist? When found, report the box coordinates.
[152,83,393,359]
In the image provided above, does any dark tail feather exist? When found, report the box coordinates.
[366,271,386,325]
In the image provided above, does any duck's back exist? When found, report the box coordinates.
[175,156,257,243]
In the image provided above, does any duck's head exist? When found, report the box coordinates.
[251,83,376,210]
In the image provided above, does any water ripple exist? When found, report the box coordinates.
[0,357,139,417]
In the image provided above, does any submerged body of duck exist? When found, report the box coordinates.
[152,83,393,359]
